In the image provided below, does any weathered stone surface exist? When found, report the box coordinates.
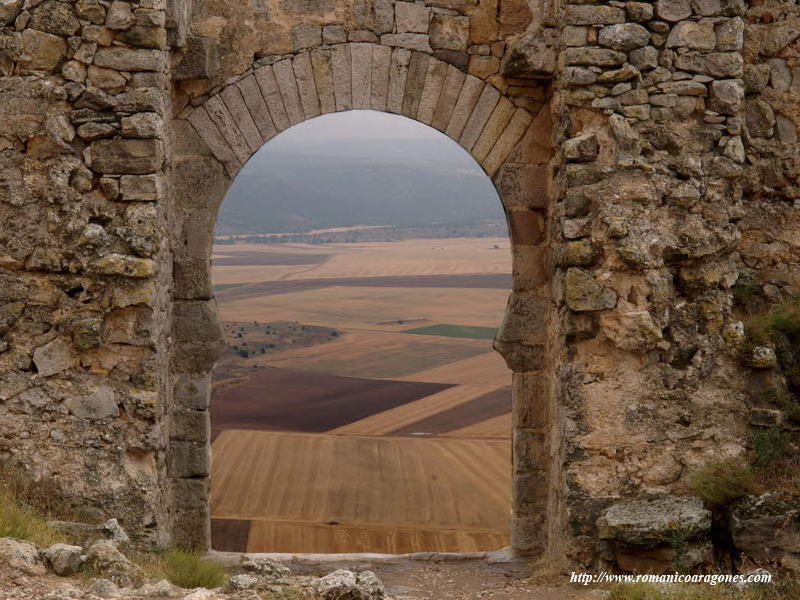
[598,496,711,546]
[86,541,140,587]
[30,1,80,36]
[292,23,322,51]
[731,493,800,565]
[501,28,557,78]
[33,338,74,377]
[19,29,67,70]
[395,2,429,33]
[44,544,83,576]
[90,139,163,175]
[91,254,156,278]
[105,1,134,29]
[0,538,46,576]
[351,43,373,109]
[416,59,448,124]
[430,13,469,51]
[599,24,649,51]
[746,98,776,138]
[174,36,219,80]
[708,79,743,115]
[64,386,119,419]
[563,133,598,162]
[381,33,432,52]
[93,47,163,72]
[674,51,743,77]
[564,48,626,67]
[322,24,347,44]
[370,44,392,112]
[0,0,22,26]
[331,44,353,111]
[315,569,385,600]
[656,0,691,21]
[565,5,625,25]
[459,83,499,150]
[564,268,617,312]
[311,49,337,115]
[665,20,716,50]
[255,66,291,132]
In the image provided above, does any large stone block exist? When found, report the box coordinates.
[472,97,516,162]
[459,83,500,150]
[370,44,392,112]
[90,139,163,175]
[564,268,617,312]
[172,300,224,344]
[401,51,429,118]
[254,66,291,132]
[169,440,209,478]
[430,14,469,51]
[221,86,262,154]
[19,30,67,71]
[395,2,430,33]
[64,386,119,420]
[174,36,219,80]
[173,374,211,410]
[170,409,210,443]
[431,65,465,132]
[293,52,321,120]
[350,43,373,109]
[94,47,164,71]
[501,28,558,78]
[387,48,411,114]
[416,59,448,124]
[445,75,483,140]
[33,338,74,377]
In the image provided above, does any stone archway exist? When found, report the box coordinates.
[168,42,556,552]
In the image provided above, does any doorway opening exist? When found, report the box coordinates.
[206,110,513,554]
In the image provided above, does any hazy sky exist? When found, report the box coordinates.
[273,109,445,143]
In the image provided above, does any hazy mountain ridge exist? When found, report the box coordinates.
[216,137,503,235]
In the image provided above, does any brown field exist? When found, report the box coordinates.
[250,330,491,379]
[210,367,450,434]
[444,413,513,439]
[217,285,509,331]
[397,351,511,385]
[210,430,511,553]
[211,238,511,285]
[212,250,330,267]
[329,384,500,435]
[209,238,514,553]
[387,386,510,436]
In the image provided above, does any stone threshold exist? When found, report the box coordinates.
[207,546,519,570]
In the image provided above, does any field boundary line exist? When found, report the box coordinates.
[327,384,500,435]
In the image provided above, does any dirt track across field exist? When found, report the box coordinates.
[210,366,451,433]
[211,250,329,266]
[216,273,512,300]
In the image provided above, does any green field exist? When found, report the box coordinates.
[402,324,498,340]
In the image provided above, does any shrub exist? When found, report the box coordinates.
[687,459,756,507]
[751,428,792,471]
[139,550,228,589]
[0,489,61,547]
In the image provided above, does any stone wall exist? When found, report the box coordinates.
[1,0,797,568]
[0,0,174,546]
[168,0,557,548]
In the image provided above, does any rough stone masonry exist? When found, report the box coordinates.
[0,0,798,572]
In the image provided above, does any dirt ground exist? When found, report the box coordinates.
[284,557,603,600]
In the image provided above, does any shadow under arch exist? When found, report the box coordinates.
[168,42,556,556]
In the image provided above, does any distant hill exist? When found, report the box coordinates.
[216,136,504,235]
